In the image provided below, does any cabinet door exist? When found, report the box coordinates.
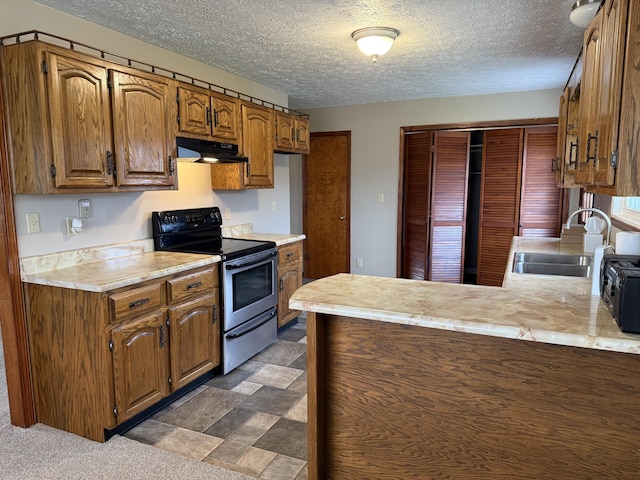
[294,117,310,153]
[593,0,628,186]
[241,102,274,188]
[519,127,562,237]
[477,129,523,287]
[429,131,469,283]
[111,310,169,422]
[168,294,219,390]
[275,112,295,151]
[177,85,211,137]
[46,52,115,188]
[555,88,568,185]
[211,93,240,142]
[278,266,302,328]
[278,242,303,328]
[110,70,176,187]
[575,12,603,185]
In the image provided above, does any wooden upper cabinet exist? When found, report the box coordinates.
[593,0,628,186]
[240,101,274,188]
[568,0,640,195]
[210,101,274,189]
[0,41,177,193]
[430,131,470,283]
[275,112,310,154]
[575,11,603,186]
[110,70,176,188]
[46,51,115,188]
[559,54,582,188]
[275,112,295,151]
[177,85,240,143]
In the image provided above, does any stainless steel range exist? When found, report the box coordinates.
[151,207,278,374]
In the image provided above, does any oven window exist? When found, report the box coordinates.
[232,262,273,311]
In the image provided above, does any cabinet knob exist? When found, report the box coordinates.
[340,216,345,221]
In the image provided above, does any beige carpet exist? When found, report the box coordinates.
[0,423,253,480]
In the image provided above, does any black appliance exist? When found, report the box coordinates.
[176,136,248,163]
[600,253,640,333]
[152,207,278,373]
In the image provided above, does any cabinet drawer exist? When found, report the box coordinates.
[109,282,164,323]
[278,242,302,265]
[167,267,216,303]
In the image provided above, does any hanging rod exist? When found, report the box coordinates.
[0,30,308,119]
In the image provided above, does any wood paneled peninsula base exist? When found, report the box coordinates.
[291,242,640,479]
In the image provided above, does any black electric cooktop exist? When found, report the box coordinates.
[151,207,276,260]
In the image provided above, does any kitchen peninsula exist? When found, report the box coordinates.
[290,237,640,479]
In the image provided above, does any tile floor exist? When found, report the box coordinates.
[125,315,308,479]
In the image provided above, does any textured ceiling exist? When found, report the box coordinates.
[33,0,586,110]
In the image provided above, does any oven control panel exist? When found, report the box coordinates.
[152,207,223,234]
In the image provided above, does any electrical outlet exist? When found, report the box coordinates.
[356,258,364,268]
[26,212,40,234]
[225,208,231,220]
[377,193,384,203]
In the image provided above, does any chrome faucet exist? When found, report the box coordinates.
[564,207,612,246]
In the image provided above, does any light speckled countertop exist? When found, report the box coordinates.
[20,230,305,292]
[290,236,640,354]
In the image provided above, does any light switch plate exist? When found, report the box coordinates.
[78,199,92,219]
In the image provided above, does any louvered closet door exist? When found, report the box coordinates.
[402,132,433,280]
[477,129,523,287]
[520,127,562,237]
[430,131,470,283]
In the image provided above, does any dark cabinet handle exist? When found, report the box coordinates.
[586,131,598,164]
[106,151,114,175]
[186,281,202,290]
[159,325,166,348]
[212,308,217,324]
[168,156,175,175]
[128,297,150,308]
[213,109,219,127]
[206,107,212,126]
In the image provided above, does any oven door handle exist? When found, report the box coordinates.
[224,250,277,270]
[226,308,277,339]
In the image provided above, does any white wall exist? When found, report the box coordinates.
[301,90,562,277]
[2,0,294,258]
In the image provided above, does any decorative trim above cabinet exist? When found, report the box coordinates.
[0,30,308,120]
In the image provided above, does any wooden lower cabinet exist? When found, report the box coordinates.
[25,265,219,441]
[111,310,170,422]
[277,241,303,328]
[307,313,640,479]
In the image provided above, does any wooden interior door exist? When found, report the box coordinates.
[520,127,562,237]
[477,129,524,287]
[401,132,433,280]
[303,132,350,279]
[430,131,470,282]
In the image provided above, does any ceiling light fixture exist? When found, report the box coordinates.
[351,27,400,63]
[569,0,602,28]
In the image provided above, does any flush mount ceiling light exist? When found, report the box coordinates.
[351,27,400,63]
[569,0,602,28]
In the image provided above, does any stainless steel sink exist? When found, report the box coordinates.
[513,252,592,266]
[512,252,593,278]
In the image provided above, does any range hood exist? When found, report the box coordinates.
[176,136,248,163]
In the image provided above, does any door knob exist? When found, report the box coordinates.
[340,216,345,220]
